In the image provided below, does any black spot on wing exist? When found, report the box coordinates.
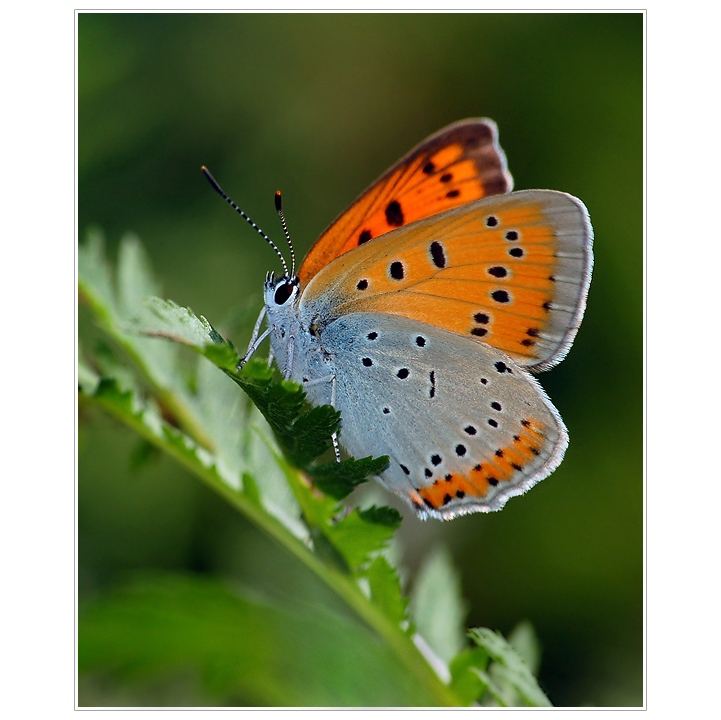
[358,229,372,245]
[430,241,446,268]
[385,200,404,226]
[488,266,507,278]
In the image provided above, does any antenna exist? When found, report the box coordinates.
[274,191,296,277]
[201,165,289,277]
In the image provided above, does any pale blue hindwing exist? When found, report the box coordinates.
[310,312,568,520]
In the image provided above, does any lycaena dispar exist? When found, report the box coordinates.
[202,118,593,520]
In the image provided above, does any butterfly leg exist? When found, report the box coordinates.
[330,376,340,463]
[236,306,269,370]
[247,306,267,351]
[237,327,270,370]
[248,305,268,349]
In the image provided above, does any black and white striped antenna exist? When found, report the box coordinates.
[201,165,290,277]
[274,191,296,277]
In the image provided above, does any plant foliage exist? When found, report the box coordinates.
[78,231,551,707]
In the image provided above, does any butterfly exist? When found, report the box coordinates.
[202,118,593,520]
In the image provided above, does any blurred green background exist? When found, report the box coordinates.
[78,12,642,707]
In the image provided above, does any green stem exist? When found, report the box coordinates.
[85,392,459,707]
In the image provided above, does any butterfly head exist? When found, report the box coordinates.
[264,270,300,309]
[263,270,304,373]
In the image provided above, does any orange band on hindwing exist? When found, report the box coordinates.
[416,419,545,511]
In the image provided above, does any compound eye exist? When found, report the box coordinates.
[274,282,294,305]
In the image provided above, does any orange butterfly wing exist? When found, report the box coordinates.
[300,191,593,371]
[297,118,513,285]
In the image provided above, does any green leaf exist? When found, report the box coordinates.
[136,297,240,371]
[78,351,100,394]
[326,505,401,571]
[94,376,141,418]
[91,340,143,396]
[78,229,116,321]
[410,546,467,665]
[116,235,162,316]
[240,472,261,507]
[468,628,551,707]
[278,453,339,529]
[243,411,306,537]
[108,238,179,389]
[79,241,305,530]
[508,620,542,676]
[310,455,390,500]
[275,404,340,468]
[449,647,491,705]
[78,574,443,707]
[79,234,212,449]
[366,556,408,627]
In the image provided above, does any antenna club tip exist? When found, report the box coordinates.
[274,191,283,211]
[200,165,226,197]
